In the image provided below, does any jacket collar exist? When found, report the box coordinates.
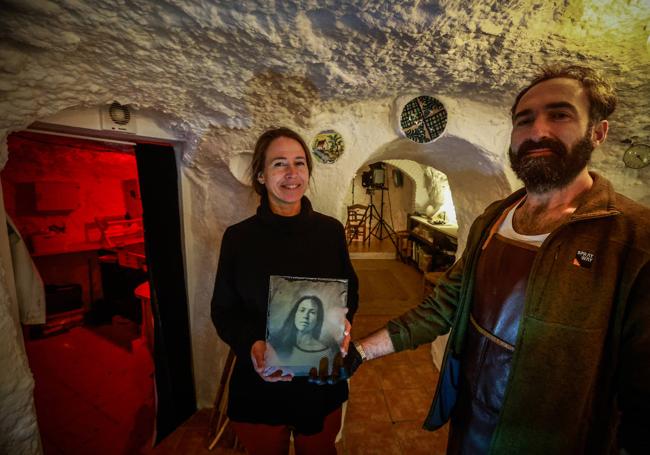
[570,172,621,220]
[488,171,620,224]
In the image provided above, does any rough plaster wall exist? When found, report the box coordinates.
[0,197,41,455]
[384,159,430,212]
[0,0,649,440]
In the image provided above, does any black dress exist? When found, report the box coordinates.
[211,196,359,434]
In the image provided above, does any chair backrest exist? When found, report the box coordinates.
[347,204,366,222]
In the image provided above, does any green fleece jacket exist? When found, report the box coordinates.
[388,173,650,454]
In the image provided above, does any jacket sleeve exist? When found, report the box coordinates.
[210,228,260,359]
[387,251,465,352]
[618,261,650,454]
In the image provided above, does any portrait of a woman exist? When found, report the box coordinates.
[271,295,336,362]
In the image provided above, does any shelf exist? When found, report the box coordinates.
[408,216,458,253]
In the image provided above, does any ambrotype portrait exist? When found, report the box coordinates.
[265,275,348,376]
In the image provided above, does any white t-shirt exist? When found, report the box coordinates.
[497,204,549,248]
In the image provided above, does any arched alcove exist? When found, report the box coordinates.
[356,134,512,255]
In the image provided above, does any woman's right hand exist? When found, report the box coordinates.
[250,340,293,382]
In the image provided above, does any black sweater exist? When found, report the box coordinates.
[211,196,359,433]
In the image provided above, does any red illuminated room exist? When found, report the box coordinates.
[2,129,195,454]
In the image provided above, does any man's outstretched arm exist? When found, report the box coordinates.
[354,328,395,360]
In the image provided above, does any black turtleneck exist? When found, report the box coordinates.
[211,196,359,433]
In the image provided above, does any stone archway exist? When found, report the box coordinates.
[360,134,513,255]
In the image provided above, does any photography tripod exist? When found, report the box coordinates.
[350,186,400,256]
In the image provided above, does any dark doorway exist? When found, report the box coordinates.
[135,143,196,442]
[2,131,194,452]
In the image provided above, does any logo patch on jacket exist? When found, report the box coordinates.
[572,250,595,268]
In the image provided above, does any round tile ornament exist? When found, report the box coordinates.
[311,130,344,164]
[400,96,447,143]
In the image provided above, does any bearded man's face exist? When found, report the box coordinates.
[508,129,594,193]
[509,77,604,193]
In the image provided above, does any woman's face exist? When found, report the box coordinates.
[258,136,309,216]
[294,300,318,333]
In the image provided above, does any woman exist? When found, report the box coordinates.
[211,127,359,455]
[271,295,334,362]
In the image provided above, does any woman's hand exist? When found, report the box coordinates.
[250,340,293,382]
[340,319,352,356]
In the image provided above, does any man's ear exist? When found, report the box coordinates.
[591,120,609,146]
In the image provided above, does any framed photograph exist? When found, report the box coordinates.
[265,275,348,376]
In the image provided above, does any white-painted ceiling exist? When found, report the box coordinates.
[1,0,648,151]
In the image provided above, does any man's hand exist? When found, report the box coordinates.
[307,342,364,384]
[251,340,293,382]
[341,341,364,379]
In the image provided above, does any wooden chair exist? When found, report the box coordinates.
[345,204,368,243]
[207,350,238,450]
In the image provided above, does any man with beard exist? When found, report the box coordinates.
[343,65,650,454]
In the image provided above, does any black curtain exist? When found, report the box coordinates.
[135,143,196,443]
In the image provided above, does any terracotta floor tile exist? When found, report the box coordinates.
[346,390,391,423]
[150,428,184,453]
[349,362,382,392]
[183,408,212,428]
[361,299,417,315]
[405,343,436,365]
[173,427,213,453]
[392,420,449,455]
[349,315,391,336]
[344,421,402,455]
[378,362,430,390]
[372,351,411,370]
[384,387,434,422]
[412,362,440,391]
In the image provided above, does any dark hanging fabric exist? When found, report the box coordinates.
[135,143,196,443]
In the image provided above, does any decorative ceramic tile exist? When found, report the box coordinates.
[311,129,344,164]
[400,96,447,143]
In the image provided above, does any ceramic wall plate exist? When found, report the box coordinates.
[311,130,344,164]
[400,96,447,143]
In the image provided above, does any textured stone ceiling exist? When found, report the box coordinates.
[1,0,649,150]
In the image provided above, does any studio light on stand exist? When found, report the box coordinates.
[351,162,400,257]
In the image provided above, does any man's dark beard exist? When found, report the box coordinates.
[508,130,594,193]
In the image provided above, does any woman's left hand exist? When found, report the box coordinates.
[340,319,352,357]
[251,340,293,382]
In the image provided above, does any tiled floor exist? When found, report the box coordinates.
[25,316,155,454]
[348,236,399,255]
[27,239,448,454]
[340,258,449,455]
